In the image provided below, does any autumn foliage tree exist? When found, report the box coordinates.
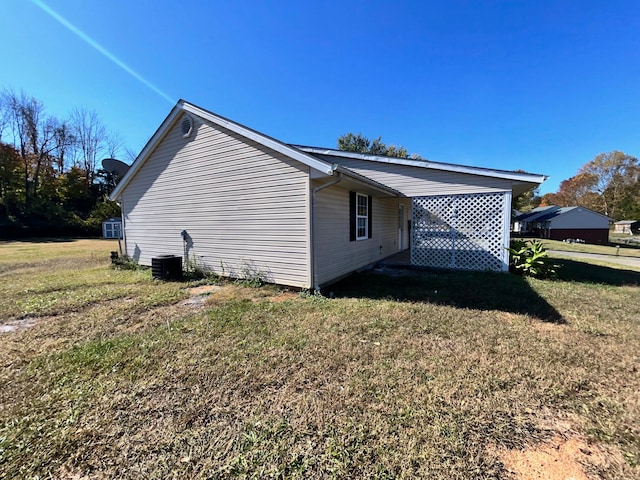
[541,151,640,220]
[0,89,127,237]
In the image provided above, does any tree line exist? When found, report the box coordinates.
[514,151,640,221]
[540,151,640,221]
[0,89,130,238]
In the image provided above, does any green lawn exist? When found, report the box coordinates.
[520,237,640,258]
[0,239,638,479]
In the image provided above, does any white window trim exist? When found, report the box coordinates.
[356,193,369,240]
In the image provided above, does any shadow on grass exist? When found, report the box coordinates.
[329,268,565,323]
[553,258,640,286]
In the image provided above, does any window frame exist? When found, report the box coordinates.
[355,192,369,241]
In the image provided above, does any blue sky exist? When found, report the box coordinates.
[1,0,639,194]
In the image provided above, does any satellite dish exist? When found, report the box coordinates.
[102,158,130,178]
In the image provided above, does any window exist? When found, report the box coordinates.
[103,221,122,239]
[350,191,372,241]
[356,193,368,240]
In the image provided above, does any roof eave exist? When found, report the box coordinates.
[110,103,184,200]
[294,145,548,184]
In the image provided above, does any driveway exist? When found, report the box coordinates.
[548,250,640,269]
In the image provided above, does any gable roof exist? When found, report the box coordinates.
[514,205,612,223]
[111,100,547,201]
[110,100,338,200]
[534,206,578,221]
[513,206,554,222]
[293,145,548,185]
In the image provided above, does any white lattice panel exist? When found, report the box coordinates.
[411,192,509,271]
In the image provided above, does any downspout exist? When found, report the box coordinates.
[311,171,343,292]
[119,198,127,257]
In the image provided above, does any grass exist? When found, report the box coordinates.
[521,236,640,258]
[0,239,639,479]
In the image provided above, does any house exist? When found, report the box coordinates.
[102,217,122,239]
[614,220,639,235]
[513,205,611,244]
[109,100,547,289]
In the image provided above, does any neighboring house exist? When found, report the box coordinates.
[513,205,611,244]
[614,220,639,235]
[102,217,122,239]
[109,100,546,289]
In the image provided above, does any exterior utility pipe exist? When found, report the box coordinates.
[311,172,343,291]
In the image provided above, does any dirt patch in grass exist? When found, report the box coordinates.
[268,291,299,303]
[184,285,297,304]
[186,285,224,296]
[0,316,38,333]
[499,435,590,480]
[200,284,298,305]
[498,434,620,480]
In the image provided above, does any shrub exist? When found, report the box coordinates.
[507,240,558,279]
[110,254,141,271]
[183,255,219,282]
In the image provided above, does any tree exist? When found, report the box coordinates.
[544,173,600,210]
[579,151,639,219]
[337,132,422,159]
[105,131,124,159]
[0,89,66,209]
[542,151,640,220]
[0,142,23,219]
[510,169,542,212]
[70,107,107,185]
[0,88,133,236]
[52,121,75,173]
[59,166,91,216]
[512,188,541,213]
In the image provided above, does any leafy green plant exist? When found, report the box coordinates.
[237,259,269,287]
[507,240,558,279]
[182,255,219,282]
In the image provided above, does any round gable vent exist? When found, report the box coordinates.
[180,115,194,138]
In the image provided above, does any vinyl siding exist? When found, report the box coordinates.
[549,209,610,229]
[313,183,409,286]
[316,155,513,197]
[120,113,311,288]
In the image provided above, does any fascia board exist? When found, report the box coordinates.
[295,146,548,184]
[109,104,182,200]
[110,101,336,201]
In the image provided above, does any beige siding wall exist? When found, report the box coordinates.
[313,184,410,286]
[120,114,311,288]
[318,156,513,197]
